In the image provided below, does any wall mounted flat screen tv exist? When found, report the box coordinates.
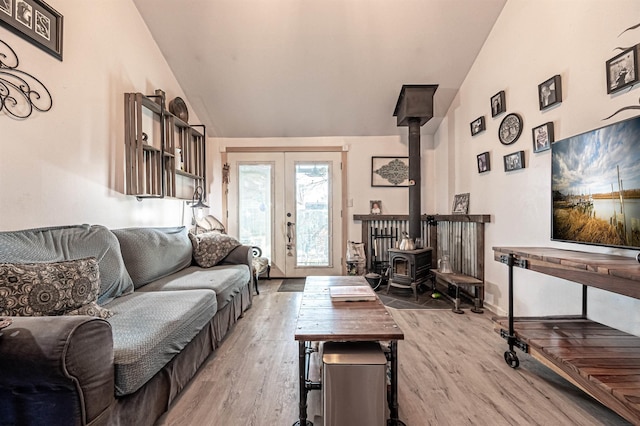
[552,115,640,250]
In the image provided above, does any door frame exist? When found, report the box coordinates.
[222,146,348,275]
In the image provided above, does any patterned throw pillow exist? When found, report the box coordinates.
[0,258,113,319]
[188,232,241,268]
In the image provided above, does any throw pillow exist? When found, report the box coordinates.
[0,258,113,319]
[189,232,241,268]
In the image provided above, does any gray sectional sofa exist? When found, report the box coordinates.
[0,224,253,426]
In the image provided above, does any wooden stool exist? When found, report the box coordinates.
[431,269,484,314]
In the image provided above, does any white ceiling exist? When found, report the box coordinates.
[133,0,506,138]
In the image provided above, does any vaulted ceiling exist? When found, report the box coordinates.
[133,0,506,138]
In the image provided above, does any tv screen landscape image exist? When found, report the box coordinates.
[551,115,640,250]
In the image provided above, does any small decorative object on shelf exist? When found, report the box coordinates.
[168,97,189,122]
[0,40,53,119]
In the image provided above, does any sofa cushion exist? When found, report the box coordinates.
[139,264,250,310]
[104,290,217,396]
[0,225,133,305]
[0,258,112,318]
[188,232,241,268]
[112,226,192,289]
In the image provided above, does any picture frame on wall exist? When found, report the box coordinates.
[532,122,554,153]
[371,156,409,187]
[606,45,639,94]
[477,152,490,173]
[490,91,506,117]
[0,0,64,60]
[452,193,470,214]
[370,200,382,215]
[470,116,485,136]
[538,75,562,110]
[504,150,525,172]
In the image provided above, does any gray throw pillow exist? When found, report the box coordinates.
[0,258,113,319]
[0,224,134,305]
[112,226,192,288]
[188,232,241,268]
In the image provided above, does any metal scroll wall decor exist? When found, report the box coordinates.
[0,39,53,119]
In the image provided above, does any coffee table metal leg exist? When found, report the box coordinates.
[387,340,406,426]
[294,341,312,426]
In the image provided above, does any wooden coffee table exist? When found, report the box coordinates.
[294,276,406,426]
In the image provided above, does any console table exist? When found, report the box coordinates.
[493,246,640,424]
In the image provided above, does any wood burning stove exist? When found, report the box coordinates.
[386,248,432,300]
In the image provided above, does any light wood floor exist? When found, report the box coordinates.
[156,280,630,426]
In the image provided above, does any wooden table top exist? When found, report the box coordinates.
[493,246,640,300]
[294,276,405,342]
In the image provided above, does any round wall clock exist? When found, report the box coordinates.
[499,113,523,145]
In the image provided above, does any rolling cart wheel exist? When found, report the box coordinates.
[504,350,520,368]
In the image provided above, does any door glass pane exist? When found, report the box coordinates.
[295,162,331,267]
[238,163,272,260]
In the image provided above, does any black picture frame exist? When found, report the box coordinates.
[371,156,409,187]
[470,116,485,136]
[499,113,523,145]
[538,75,562,110]
[606,45,639,94]
[477,152,490,173]
[504,150,525,172]
[490,91,506,117]
[452,193,470,214]
[532,122,554,153]
[0,0,63,61]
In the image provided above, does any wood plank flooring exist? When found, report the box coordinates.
[156,280,630,426]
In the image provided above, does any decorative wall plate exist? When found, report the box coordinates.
[499,113,523,145]
[169,97,189,122]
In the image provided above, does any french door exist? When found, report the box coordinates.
[227,151,343,277]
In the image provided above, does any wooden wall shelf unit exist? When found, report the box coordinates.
[493,246,640,424]
[124,90,206,200]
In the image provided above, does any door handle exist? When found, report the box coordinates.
[287,221,295,243]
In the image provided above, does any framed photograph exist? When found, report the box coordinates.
[371,156,409,187]
[606,46,639,94]
[532,122,554,153]
[0,0,63,60]
[452,193,470,214]
[504,150,525,172]
[370,200,382,215]
[490,91,506,117]
[477,152,490,173]
[470,116,485,136]
[538,75,562,110]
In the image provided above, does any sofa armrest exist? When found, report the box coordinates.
[0,316,115,425]
[220,244,253,270]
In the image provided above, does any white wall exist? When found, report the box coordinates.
[210,133,436,243]
[0,0,197,231]
[437,0,640,334]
